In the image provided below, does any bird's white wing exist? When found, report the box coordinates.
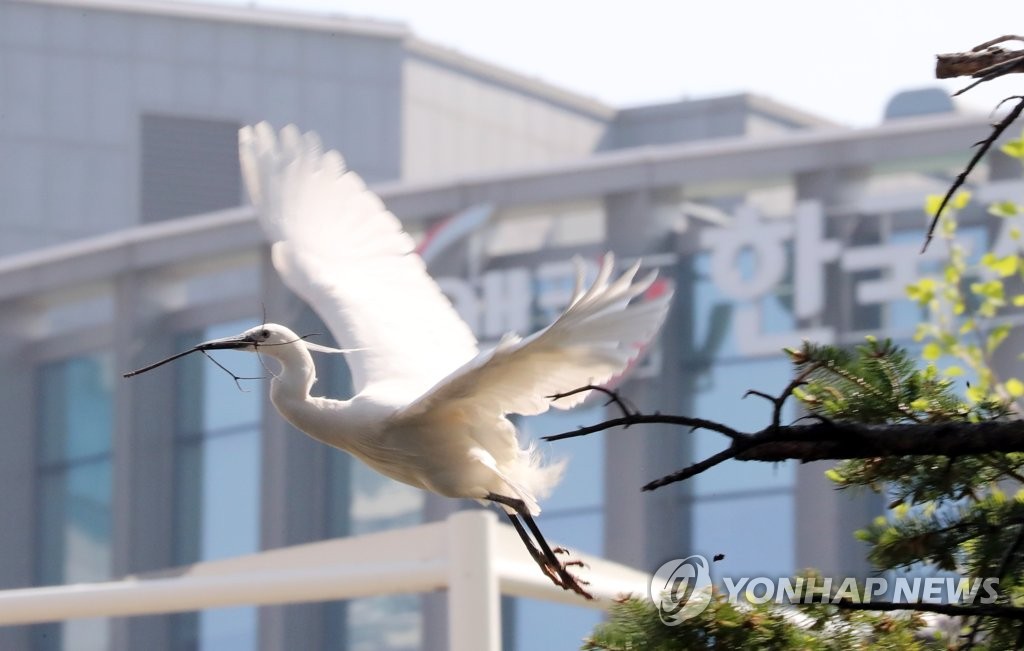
[398,255,671,423]
[239,123,478,395]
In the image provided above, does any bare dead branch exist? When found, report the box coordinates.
[642,447,745,491]
[548,390,1024,490]
[921,96,1024,252]
[542,413,747,443]
[549,384,639,418]
[937,45,1024,79]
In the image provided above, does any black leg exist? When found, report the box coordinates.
[502,511,563,586]
[487,493,593,599]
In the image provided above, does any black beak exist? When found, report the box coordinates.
[124,334,256,378]
[196,334,257,351]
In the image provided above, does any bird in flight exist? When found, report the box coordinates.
[127,123,671,598]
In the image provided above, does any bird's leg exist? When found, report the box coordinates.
[486,493,593,600]
[502,512,565,587]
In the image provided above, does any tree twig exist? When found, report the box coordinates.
[641,446,750,491]
[542,413,746,443]
[549,384,639,418]
[921,96,1024,253]
[936,42,1024,79]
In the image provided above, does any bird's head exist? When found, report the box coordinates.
[197,323,301,356]
[196,323,353,361]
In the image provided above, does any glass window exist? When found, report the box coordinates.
[173,319,262,651]
[691,249,795,362]
[322,355,425,651]
[692,492,795,579]
[510,511,604,651]
[34,353,114,651]
[519,406,605,513]
[685,358,796,497]
[505,408,606,651]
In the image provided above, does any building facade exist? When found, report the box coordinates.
[1,1,1019,650]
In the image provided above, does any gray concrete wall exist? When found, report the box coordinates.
[0,1,404,254]
[401,44,610,182]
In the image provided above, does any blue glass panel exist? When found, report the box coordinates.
[532,508,602,562]
[176,319,263,435]
[692,249,795,362]
[349,461,423,536]
[200,430,261,560]
[887,228,944,332]
[62,461,113,582]
[519,406,604,512]
[35,352,113,651]
[761,291,795,334]
[172,319,261,651]
[347,595,422,651]
[37,463,113,587]
[691,492,794,579]
[688,359,795,496]
[60,618,108,651]
[197,606,258,651]
[511,510,603,650]
[38,355,112,464]
[513,598,602,651]
[693,252,738,360]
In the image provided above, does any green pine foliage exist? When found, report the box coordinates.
[584,134,1024,649]
[584,591,943,650]
[787,337,1003,425]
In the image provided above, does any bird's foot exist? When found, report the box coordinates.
[553,562,593,599]
[541,552,593,599]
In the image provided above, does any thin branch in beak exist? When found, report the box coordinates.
[123,348,201,378]
[200,350,266,392]
[123,334,261,383]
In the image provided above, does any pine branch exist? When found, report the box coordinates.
[542,403,746,443]
[547,412,1024,491]
[834,598,1024,621]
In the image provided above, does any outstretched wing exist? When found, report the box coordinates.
[239,123,478,396]
[398,254,672,422]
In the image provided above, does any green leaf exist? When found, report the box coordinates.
[971,279,1005,301]
[952,190,972,210]
[943,365,964,377]
[989,201,1020,218]
[993,254,1018,277]
[1007,378,1024,398]
[922,342,942,361]
[966,385,987,403]
[905,278,936,303]
[988,324,1011,354]
[824,468,844,483]
[1002,136,1024,159]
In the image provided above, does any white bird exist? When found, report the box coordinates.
[127,123,672,598]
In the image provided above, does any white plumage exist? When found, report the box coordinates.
[171,123,671,597]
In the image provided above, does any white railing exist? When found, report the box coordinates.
[0,511,651,651]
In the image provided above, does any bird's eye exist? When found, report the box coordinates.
[261,329,270,339]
